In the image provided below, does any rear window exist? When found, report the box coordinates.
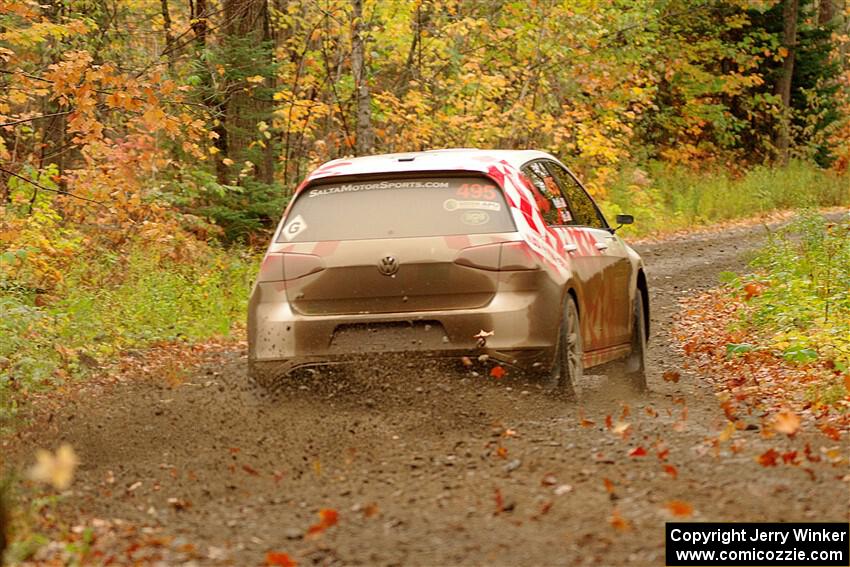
[277,176,515,242]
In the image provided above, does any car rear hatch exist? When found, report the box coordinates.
[271,174,520,316]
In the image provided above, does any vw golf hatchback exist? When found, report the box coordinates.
[248,149,649,398]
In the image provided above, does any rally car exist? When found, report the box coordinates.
[248,149,649,398]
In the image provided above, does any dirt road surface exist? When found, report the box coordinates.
[7,222,849,565]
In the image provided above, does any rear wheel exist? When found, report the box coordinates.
[624,292,648,393]
[546,296,582,400]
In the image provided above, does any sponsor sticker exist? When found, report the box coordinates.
[282,214,307,241]
[460,211,491,226]
[308,180,450,197]
[443,199,502,212]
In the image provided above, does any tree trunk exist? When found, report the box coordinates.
[160,0,176,71]
[222,0,275,184]
[190,0,228,183]
[190,0,208,46]
[774,0,799,164]
[351,0,374,155]
[40,1,69,184]
[818,0,836,25]
[838,0,849,69]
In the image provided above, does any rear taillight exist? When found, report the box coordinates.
[454,242,501,270]
[257,252,324,282]
[498,241,539,270]
[257,253,284,282]
[454,241,538,271]
[283,253,324,280]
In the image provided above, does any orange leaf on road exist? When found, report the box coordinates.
[494,487,504,515]
[318,508,338,526]
[772,411,800,436]
[720,400,737,422]
[804,443,821,463]
[666,500,693,517]
[628,446,647,457]
[266,551,297,566]
[613,422,631,438]
[306,508,339,537]
[757,448,780,467]
[663,464,678,479]
[819,425,841,441]
[718,421,736,443]
[662,370,680,383]
[490,366,506,379]
[609,508,631,531]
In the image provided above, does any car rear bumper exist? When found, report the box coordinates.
[248,347,548,382]
[248,281,561,379]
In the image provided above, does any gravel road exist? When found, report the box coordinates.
[7,221,848,566]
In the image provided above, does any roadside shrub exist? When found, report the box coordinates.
[600,160,850,236]
[0,198,259,432]
[747,211,850,367]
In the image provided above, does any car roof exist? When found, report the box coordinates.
[300,148,559,188]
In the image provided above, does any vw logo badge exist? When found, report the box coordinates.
[378,256,399,276]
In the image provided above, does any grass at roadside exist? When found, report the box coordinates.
[600,160,849,237]
[742,212,850,372]
[676,211,850,436]
[0,238,258,433]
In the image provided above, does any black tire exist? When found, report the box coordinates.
[624,292,648,393]
[546,296,582,400]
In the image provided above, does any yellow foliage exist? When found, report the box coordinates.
[28,444,79,490]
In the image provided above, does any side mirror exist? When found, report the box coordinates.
[615,214,634,226]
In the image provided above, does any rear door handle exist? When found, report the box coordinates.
[565,244,578,253]
[595,242,609,251]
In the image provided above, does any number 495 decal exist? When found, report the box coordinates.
[456,183,497,200]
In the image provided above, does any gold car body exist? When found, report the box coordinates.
[248,149,648,380]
